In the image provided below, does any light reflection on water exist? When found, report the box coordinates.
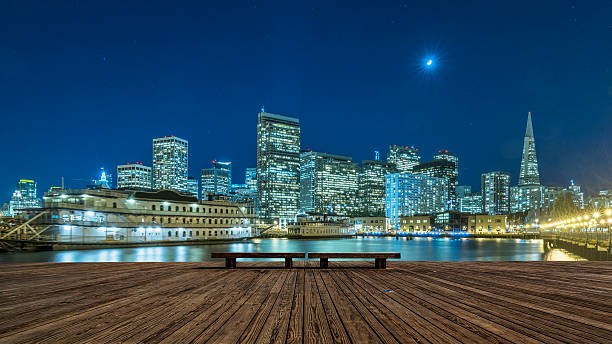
[0,238,586,263]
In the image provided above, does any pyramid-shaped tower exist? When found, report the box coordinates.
[518,112,540,186]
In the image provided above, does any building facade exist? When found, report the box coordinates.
[385,173,448,228]
[117,163,152,191]
[468,214,509,234]
[482,171,511,215]
[201,161,232,196]
[8,179,43,216]
[358,160,395,216]
[152,136,188,192]
[387,145,420,173]
[186,177,199,199]
[257,112,301,221]
[399,215,434,232]
[458,192,483,214]
[299,151,359,216]
[413,151,458,210]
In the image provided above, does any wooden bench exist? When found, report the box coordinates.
[211,252,305,269]
[308,252,401,269]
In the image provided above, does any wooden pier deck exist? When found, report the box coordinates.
[0,261,611,343]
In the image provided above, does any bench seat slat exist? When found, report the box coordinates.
[211,252,305,259]
[308,253,400,259]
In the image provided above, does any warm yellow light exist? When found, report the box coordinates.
[593,212,600,218]
[577,216,582,221]
[608,218,612,224]
[605,209,612,216]
[584,215,590,220]
[600,220,605,225]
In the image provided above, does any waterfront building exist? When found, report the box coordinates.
[387,145,420,173]
[385,173,448,228]
[351,216,389,232]
[300,151,359,216]
[467,214,509,234]
[201,161,231,196]
[458,192,483,214]
[257,111,301,221]
[413,150,458,209]
[399,215,434,232]
[31,188,254,243]
[117,163,152,191]
[482,172,511,215]
[186,177,199,199]
[152,136,188,192]
[358,160,396,216]
[435,211,470,231]
[588,190,612,209]
[8,179,43,216]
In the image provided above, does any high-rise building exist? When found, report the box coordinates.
[456,185,472,198]
[245,167,257,194]
[568,180,584,209]
[201,161,231,196]
[152,136,188,192]
[387,145,420,173]
[117,163,152,190]
[413,150,458,209]
[257,111,301,220]
[588,190,612,209]
[518,112,540,186]
[358,160,395,216]
[8,179,42,216]
[482,172,511,215]
[458,192,483,214]
[385,173,448,228]
[510,185,543,213]
[186,177,199,199]
[300,151,359,215]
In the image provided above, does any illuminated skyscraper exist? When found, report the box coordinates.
[152,136,188,192]
[8,179,42,216]
[414,150,458,209]
[482,171,511,215]
[201,161,231,196]
[387,145,420,173]
[359,159,396,216]
[519,112,540,186]
[245,167,257,194]
[257,111,301,220]
[385,173,448,228]
[300,151,359,215]
[186,176,199,199]
[117,163,152,190]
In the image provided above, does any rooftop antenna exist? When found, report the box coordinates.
[374,150,380,161]
[61,176,64,189]
[261,105,265,113]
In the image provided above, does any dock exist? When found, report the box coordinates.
[1,261,611,343]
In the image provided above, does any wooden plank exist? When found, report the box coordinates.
[211,252,306,258]
[309,252,400,259]
[303,262,335,344]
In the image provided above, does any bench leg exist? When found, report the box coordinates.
[375,258,387,269]
[320,258,328,269]
[285,258,293,268]
[225,258,236,269]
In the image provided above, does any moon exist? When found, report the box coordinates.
[426,59,433,66]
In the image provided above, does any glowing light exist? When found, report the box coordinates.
[593,212,600,218]
[605,209,612,216]
[426,59,433,66]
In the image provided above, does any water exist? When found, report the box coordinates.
[0,237,586,262]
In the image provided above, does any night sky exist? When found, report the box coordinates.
[1,0,611,201]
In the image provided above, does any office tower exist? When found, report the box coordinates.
[201,161,231,196]
[387,145,420,173]
[245,167,257,194]
[568,180,584,209]
[385,173,448,228]
[510,185,543,213]
[152,136,188,192]
[359,159,396,216]
[300,151,359,215]
[117,163,152,190]
[186,177,199,199]
[587,190,612,209]
[482,172,511,215]
[519,112,540,186]
[459,192,483,214]
[8,179,42,216]
[456,185,472,199]
[257,111,301,220]
[414,150,458,209]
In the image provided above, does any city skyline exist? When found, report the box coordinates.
[1,1,611,199]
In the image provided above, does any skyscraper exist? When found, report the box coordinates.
[519,112,540,186]
[152,136,188,192]
[245,167,257,195]
[299,151,359,215]
[201,161,231,195]
[413,150,458,209]
[482,171,511,215]
[387,145,420,173]
[359,159,396,216]
[385,173,448,228]
[186,176,199,199]
[117,163,152,190]
[257,111,301,221]
[8,179,42,216]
